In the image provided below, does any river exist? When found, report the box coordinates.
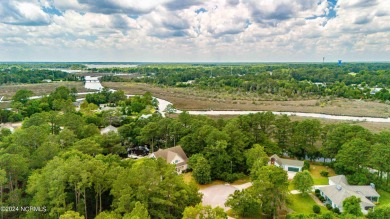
[3,76,390,123]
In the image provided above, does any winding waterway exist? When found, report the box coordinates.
[2,76,390,123]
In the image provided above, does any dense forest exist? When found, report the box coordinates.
[2,62,390,101]
[98,63,390,101]
[0,85,389,218]
[0,63,390,218]
[0,65,80,85]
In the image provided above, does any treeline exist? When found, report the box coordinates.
[0,63,85,69]
[0,87,78,123]
[0,68,79,84]
[99,63,390,101]
[143,113,390,189]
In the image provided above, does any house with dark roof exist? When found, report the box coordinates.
[150,146,188,174]
[268,154,304,172]
[318,175,380,214]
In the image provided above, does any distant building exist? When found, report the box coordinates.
[0,122,22,133]
[268,154,304,172]
[370,88,383,95]
[100,125,118,134]
[150,146,188,174]
[314,82,326,87]
[127,145,150,159]
[42,79,52,83]
[318,175,380,214]
[139,114,153,120]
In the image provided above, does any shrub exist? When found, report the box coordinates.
[303,161,310,171]
[319,196,325,202]
[326,204,332,210]
[312,205,321,214]
[225,190,261,217]
[320,170,329,177]
[315,189,320,195]
[222,172,246,183]
[333,207,340,214]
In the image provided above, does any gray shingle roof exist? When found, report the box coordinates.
[270,154,304,168]
[320,175,379,208]
[152,146,188,164]
[100,125,118,134]
[329,175,349,185]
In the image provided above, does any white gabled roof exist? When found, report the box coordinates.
[320,175,379,208]
[100,125,118,134]
[270,154,304,168]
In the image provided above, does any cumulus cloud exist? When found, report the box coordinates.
[164,0,203,11]
[0,0,389,61]
[0,0,51,26]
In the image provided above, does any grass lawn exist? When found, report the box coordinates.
[226,209,263,219]
[287,194,328,214]
[378,189,390,205]
[182,172,251,190]
[231,175,251,185]
[289,182,295,191]
[309,164,336,185]
[182,172,225,189]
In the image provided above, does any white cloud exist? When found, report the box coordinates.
[0,0,51,25]
[0,0,389,61]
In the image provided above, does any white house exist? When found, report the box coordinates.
[318,175,380,214]
[100,125,118,134]
[370,88,383,95]
[150,146,188,174]
[269,154,304,172]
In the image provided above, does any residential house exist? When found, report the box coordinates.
[269,154,304,172]
[370,88,383,95]
[139,114,153,120]
[0,122,22,133]
[100,125,118,134]
[150,146,188,174]
[318,175,380,214]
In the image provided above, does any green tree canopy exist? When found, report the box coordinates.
[182,203,227,219]
[342,196,363,217]
[292,170,314,195]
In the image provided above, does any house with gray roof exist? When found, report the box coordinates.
[370,87,383,95]
[150,146,188,174]
[269,154,304,172]
[318,175,379,214]
[100,125,118,134]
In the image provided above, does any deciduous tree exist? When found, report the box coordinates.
[292,170,314,195]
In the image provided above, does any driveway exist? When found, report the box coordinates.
[199,182,253,211]
[200,184,238,211]
[287,171,297,180]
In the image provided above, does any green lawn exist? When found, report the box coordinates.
[309,164,336,185]
[289,182,294,191]
[378,189,390,205]
[226,209,263,219]
[182,172,250,190]
[287,194,328,214]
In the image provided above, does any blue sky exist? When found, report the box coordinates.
[0,0,389,62]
